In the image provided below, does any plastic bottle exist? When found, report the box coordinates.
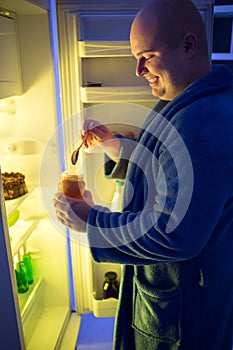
[103,271,119,299]
[110,180,125,212]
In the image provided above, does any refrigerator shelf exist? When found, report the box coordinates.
[18,276,43,318]
[92,292,118,318]
[78,40,131,57]
[26,306,70,350]
[81,86,153,102]
[19,276,71,350]
[10,219,40,256]
[18,277,44,346]
[6,186,47,223]
[4,186,33,217]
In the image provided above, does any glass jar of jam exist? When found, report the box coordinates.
[59,171,85,199]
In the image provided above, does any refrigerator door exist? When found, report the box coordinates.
[0,171,73,349]
[0,0,80,348]
[0,171,25,349]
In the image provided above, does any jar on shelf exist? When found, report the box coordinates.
[103,271,119,299]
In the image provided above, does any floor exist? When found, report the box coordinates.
[76,314,115,350]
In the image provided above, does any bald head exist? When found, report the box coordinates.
[130,0,212,100]
[131,0,209,56]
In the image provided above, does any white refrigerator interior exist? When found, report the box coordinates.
[57,0,213,319]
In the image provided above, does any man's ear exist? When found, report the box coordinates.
[183,32,197,56]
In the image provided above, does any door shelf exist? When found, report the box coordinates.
[18,276,43,319]
[10,219,40,256]
[18,277,70,349]
[92,292,118,318]
[81,86,153,102]
[78,40,131,57]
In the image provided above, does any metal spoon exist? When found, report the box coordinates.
[70,121,95,165]
[71,140,85,165]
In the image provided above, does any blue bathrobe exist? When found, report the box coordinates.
[87,65,233,349]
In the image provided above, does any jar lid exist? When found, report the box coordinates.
[105,271,117,280]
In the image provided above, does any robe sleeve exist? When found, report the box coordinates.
[104,135,137,180]
[104,100,169,180]
[87,122,233,265]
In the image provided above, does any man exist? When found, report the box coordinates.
[54,0,233,349]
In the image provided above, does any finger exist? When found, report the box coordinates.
[84,133,95,148]
[55,203,77,224]
[83,119,109,135]
[82,119,93,133]
[56,206,87,231]
[90,124,109,138]
[53,193,69,207]
[83,190,94,206]
[83,131,102,148]
[82,119,100,134]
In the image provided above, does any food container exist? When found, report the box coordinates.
[59,171,85,199]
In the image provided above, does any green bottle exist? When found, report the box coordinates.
[15,262,29,293]
[23,253,34,284]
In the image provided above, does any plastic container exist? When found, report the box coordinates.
[110,180,124,212]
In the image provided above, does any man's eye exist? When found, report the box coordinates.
[144,56,152,61]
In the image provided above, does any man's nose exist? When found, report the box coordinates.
[136,59,148,77]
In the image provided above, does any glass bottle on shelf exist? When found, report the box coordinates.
[15,261,29,293]
[103,271,119,299]
[23,253,34,285]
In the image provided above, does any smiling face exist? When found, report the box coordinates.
[130,0,211,101]
[130,11,191,101]
[130,26,186,100]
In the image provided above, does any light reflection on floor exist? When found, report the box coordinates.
[76,313,115,350]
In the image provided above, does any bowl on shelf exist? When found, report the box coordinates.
[7,209,20,227]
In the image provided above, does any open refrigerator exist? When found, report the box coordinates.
[0,0,213,349]
[57,0,213,319]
